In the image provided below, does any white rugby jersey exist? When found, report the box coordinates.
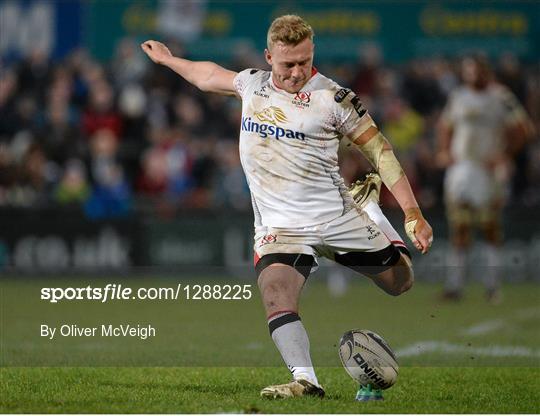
[234,68,370,228]
[441,84,526,164]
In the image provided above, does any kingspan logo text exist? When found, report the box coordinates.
[241,117,306,141]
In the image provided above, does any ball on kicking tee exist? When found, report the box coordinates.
[338,329,399,389]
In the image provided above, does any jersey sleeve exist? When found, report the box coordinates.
[332,88,374,138]
[233,68,262,99]
[496,86,530,127]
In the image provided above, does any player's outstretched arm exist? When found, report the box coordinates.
[141,40,237,96]
[351,124,433,254]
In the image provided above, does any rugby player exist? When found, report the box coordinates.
[142,15,433,398]
[437,56,534,303]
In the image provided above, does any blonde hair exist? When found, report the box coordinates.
[267,15,314,50]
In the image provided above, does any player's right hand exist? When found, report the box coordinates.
[404,208,433,254]
[141,40,172,65]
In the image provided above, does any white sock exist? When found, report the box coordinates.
[483,244,501,292]
[268,312,319,386]
[363,201,407,251]
[446,247,466,292]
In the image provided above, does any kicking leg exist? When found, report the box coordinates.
[350,173,411,258]
[363,200,411,258]
[335,245,414,297]
[369,254,414,296]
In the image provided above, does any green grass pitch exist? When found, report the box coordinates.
[1,277,539,413]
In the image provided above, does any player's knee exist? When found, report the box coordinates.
[399,272,414,295]
[259,282,289,312]
[387,276,413,296]
[258,273,285,301]
[258,265,302,311]
[389,263,414,296]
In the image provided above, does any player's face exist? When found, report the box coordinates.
[462,58,489,90]
[265,38,314,93]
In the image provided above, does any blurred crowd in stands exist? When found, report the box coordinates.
[1,39,539,219]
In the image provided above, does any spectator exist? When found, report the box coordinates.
[381,97,423,156]
[0,69,19,138]
[212,141,250,210]
[16,47,51,103]
[38,79,83,164]
[54,159,90,206]
[16,142,58,207]
[401,59,445,116]
[82,80,122,139]
[136,128,193,201]
[84,129,131,219]
[351,43,382,97]
[172,93,206,136]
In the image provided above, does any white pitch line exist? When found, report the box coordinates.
[398,307,540,360]
[460,319,506,336]
[396,341,540,358]
[458,307,540,337]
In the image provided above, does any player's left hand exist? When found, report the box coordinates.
[404,208,433,254]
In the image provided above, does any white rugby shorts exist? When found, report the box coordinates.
[444,160,497,208]
[254,207,393,270]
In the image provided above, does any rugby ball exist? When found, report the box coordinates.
[338,329,398,389]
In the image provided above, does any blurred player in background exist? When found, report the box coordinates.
[141,15,432,399]
[437,56,534,303]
